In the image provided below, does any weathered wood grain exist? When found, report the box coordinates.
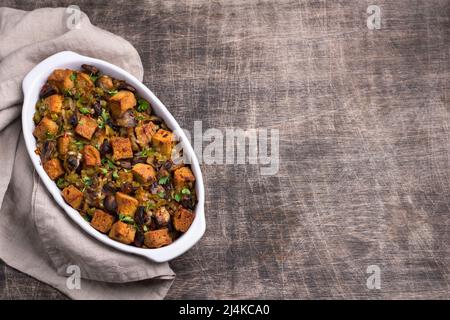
[1,0,449,299]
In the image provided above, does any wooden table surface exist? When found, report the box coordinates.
[1,0,449,299]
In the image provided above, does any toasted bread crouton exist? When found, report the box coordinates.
[155,206,170,226]
[33,117,59,141]
[135,122,157,148]
[82,145,101,166]
[91,209,115,233]
[48,69,75,91]
[118,171,134,184]
[110,137,133,160]
[43,94,63,114]
[115,192,139,217]
[109,221,136,244]
[109,90,136,118]
[61,185,84,209]
[173,207,195,232]
[173,166,195,191]
[75,115,98,140]
[57,134,71,155]
[131,163,156,184]
[75,72,94,92]
[43,158,65,180]
[151,129,174,157]
[144,228,172,248]
[96,75,114,90]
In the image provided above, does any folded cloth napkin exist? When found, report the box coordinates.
[0,7,175,299]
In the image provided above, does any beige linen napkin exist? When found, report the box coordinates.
[0,7,175,299]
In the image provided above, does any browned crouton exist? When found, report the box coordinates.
[118,171,133,184]
[144,228,172,248]
[154,206,170,226]
[48,69,75,91]
[131,163,156,184]
[82,145,101,166]
[96,75,114,90]
[75,115,98,140]
[173,166,195,191]
[43,94,63,114]
[109,221,136,244]
[43,158,65,180]
[57,134,71,155]
[115,192,139,217]
[109,90,136,118]
[90,209,115,233]
[135,122,157,148]
[33,117,59,141]
[151,129,174,157]
[110,137,133,160]
[173,207,195,233]
[61,185,84,209]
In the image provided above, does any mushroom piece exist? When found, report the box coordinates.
[40,140,56,163]
[116,110,137,128]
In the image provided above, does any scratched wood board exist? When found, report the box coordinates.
[1,0,449,299]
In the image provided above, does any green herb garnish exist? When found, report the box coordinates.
[159,176,169,185]
[141,148,154,157]
[137,98,149,112]
[79,107,90,115]
[70,72,77,82]
[174,193,182,202]
[118,213,135,224]
[157,191,166,199]
[112,170,119,180]
[107,89,118,96]
[101,157,116,169]
[56,178,66,188]
[181,187,191,195]
[74,140,85,150]
[82,176,93,186]
[100,168,108,175]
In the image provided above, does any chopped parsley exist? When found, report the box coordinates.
[79,107,90,115]
[174,193,182,202]
[82,176,93,186]
[112,170,119,180]
[118,213,135,224]
[56,178,66,188]
[157,191,166,199]
[70,72,77,82]
[181,187,191,195]
[141,148,154,157]
[137,98,150,112]
[158,176,169,185]
[107,89,118,96]
[101,157,116,169]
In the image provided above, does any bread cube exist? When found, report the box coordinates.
[173,207,195,233]
[82,145,101,166]
[75,115,98,140]
[131,163,156,184]
[118,171,133,183]
[115,192,139,217]
[48,69,75,91]
[144,228,172,248]
[109,90,136,118]
[43,158,65,180]
[61,185,84,209]
[110,137,133,160]
[57,135,71,155]
[173,166,195,191]
[135,122,157,148]
[90,209,115,233]
[109,221,136,244]
[33,117,59,141]
[44,94,63,114]
[151,129,174,157]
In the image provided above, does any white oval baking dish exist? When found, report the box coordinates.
[22,51,205,263]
